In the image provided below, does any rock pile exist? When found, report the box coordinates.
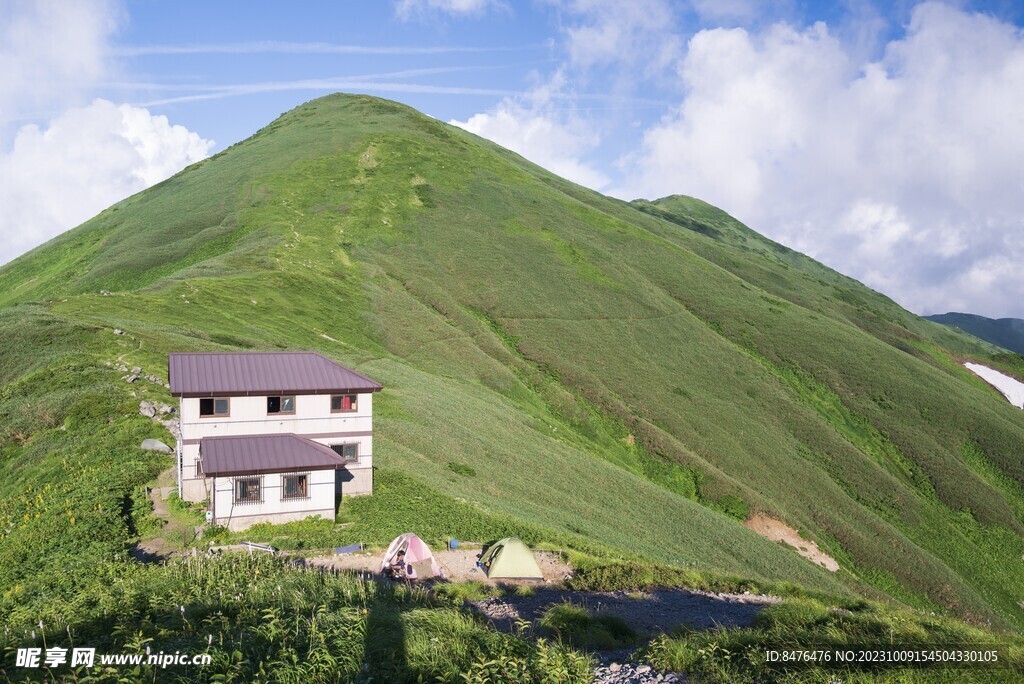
[592,659,686,684]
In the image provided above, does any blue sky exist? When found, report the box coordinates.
[2,0,1024,318]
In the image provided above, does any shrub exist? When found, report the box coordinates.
[447,461,477,477]
[538,603,638,651]
[433,580,499,604]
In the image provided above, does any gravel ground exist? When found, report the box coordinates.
[592,657,688,684]
[473,587,777,634]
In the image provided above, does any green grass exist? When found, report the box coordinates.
[641,597,1024,683]
[538,603,639,651]
[434,580,501,604]
[1,93,1024,678]
[1,553,593,683]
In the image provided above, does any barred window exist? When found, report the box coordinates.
[234,477,262,504]
[282,474,309,500]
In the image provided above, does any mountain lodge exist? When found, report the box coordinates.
[168,351,382,530]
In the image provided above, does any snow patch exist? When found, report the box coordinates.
[964,363,1024,409]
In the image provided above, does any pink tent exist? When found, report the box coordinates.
[380,533,441,579]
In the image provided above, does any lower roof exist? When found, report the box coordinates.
[200,433,346,477]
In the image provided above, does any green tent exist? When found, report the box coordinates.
[479,537,544,579]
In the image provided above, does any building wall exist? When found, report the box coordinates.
[177,392,374,502]
[339,466,373,497]
[211,468,337,531]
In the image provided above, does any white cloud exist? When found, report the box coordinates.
[447,0,680,195]
[0,1,215,267]
[560,0,681,75]
[0,0,118,131]
[395,0,503,19]
[0,100,212,263]
[451,96,610,190]
[615,2,1024,318]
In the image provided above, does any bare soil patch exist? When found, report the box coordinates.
[743,513,839,572]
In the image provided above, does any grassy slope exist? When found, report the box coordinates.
[1,95,1023,636]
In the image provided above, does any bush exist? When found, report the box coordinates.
[433,580,499,604]
[753,598,829,629]
[447,461,477,477]
[539,603,638,651]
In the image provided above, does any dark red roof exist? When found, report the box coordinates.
[169,351,382,397]
[200,433,347,477]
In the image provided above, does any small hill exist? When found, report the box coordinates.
[1,93,1023,646]
[926,312,1024,355]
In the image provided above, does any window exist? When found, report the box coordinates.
[199,397,230,417]
[330,443,358,463]
[331,394,358,412]
[282,474,309,500]
[267,395,296,415]
[234,477,262,504]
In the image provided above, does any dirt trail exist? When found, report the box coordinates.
[743,513,839,572]
[131,468,182,562]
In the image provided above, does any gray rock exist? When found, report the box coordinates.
[125,375,139,383]
[609,663,621,672]
[113,329,123,335]
[131,366,141,374]
[140,438,172,453]
[139,402,156,417]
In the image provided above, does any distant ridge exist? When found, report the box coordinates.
[925,312,1024,355]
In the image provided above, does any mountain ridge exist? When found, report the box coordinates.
[1,93,1023,634]
[926,311,1024,355]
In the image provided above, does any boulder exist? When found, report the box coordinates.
[141,438,173,454]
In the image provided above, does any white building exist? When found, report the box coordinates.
[168,351,382,530]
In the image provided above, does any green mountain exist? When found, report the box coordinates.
[926,312,1024,355]
[2,93,1024,643]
